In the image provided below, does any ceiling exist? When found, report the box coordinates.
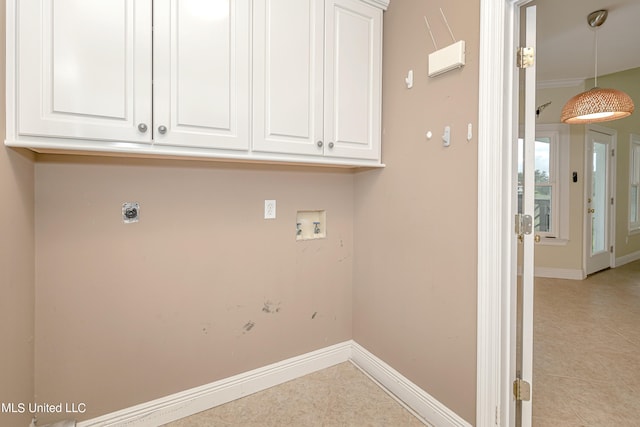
[533,0,640,85]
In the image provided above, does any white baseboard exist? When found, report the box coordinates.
[77,341,468,427]
[350,342,472,427]
[77,341,352,427]
[615,250,640,267]
[534,267,585,280]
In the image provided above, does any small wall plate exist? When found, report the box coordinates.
[122,202,140,223]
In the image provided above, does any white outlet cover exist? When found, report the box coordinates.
[264,200,276,219]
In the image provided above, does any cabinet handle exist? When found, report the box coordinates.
[328,142,334,149]
[158,125,167,135]
[137,123,148,133]
[317,140,323,147]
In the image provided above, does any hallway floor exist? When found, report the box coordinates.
[163,362,426,426]
[533,261,640,426]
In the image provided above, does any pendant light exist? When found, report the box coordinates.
[560,10,634,124]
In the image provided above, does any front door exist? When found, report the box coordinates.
[585,126,615,275]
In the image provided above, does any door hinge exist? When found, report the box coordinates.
[517,47,535,68]
[515,214,533,236]
[610,245,614,253]
[612,148,615,156]
[611,197,614,205]
[513,378,531,401]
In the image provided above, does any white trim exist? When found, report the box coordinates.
[477,0,520,426]
[77,342,352,427]
[628,134,640,233]
[534,267,585,280]
[359,0,390,11]
[76,341,468,427]
[615,249,640,267]
[350,342,471,427]
[4,137,385,169]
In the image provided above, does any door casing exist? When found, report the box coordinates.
[477,0,534,425]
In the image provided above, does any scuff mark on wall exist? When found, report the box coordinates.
[311,312,318,319]
[200,322,211,335]
[243,321,255,333]
[262,300,281,314]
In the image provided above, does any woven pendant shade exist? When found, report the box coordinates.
[561,87,634,124]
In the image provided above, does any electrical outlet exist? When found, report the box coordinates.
[264,200,276,219]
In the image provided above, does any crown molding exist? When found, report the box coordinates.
[537,78,586,89]
[360,0,390,11]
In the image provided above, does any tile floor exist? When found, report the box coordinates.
[163,362,426,427]
[533,261,640,426]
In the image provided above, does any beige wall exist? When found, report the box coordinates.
[353,1,479,423]
[534,85,586,272]
[34,156,354,422]
[0,0,36,424]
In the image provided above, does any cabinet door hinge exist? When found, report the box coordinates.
[517,47,535,68]
[513,378,531,401]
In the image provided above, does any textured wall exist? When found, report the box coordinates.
[34,157,354,422]
[353,0,479,423]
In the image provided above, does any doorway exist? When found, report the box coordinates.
[584,125,616,275]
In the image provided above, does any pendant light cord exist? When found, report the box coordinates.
[594,29,598,87]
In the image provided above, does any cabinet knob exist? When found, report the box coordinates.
[317,140,323,148]
[328,142,334,149]
[137,123,148,133]
[158,125,167,135]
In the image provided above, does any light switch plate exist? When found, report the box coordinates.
[264,200,276,219]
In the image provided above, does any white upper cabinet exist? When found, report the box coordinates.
[253,0,383,162]
[11,0,249,151]
[7,0,388,166]
[153,0,250,150]
[16,0,152,143]
[325,0,382,160]
[252,0,325,156]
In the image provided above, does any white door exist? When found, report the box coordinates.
[153,0,250,150]
[324,0,381,160]
[585,126,615,275]
[514,5,536,427]
[17,0,152,143]
[252,0,324,156]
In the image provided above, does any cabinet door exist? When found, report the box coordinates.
[17,0,152,142]
[252,0,324,156]
[153,0,250,151]
[324,0,382,160]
